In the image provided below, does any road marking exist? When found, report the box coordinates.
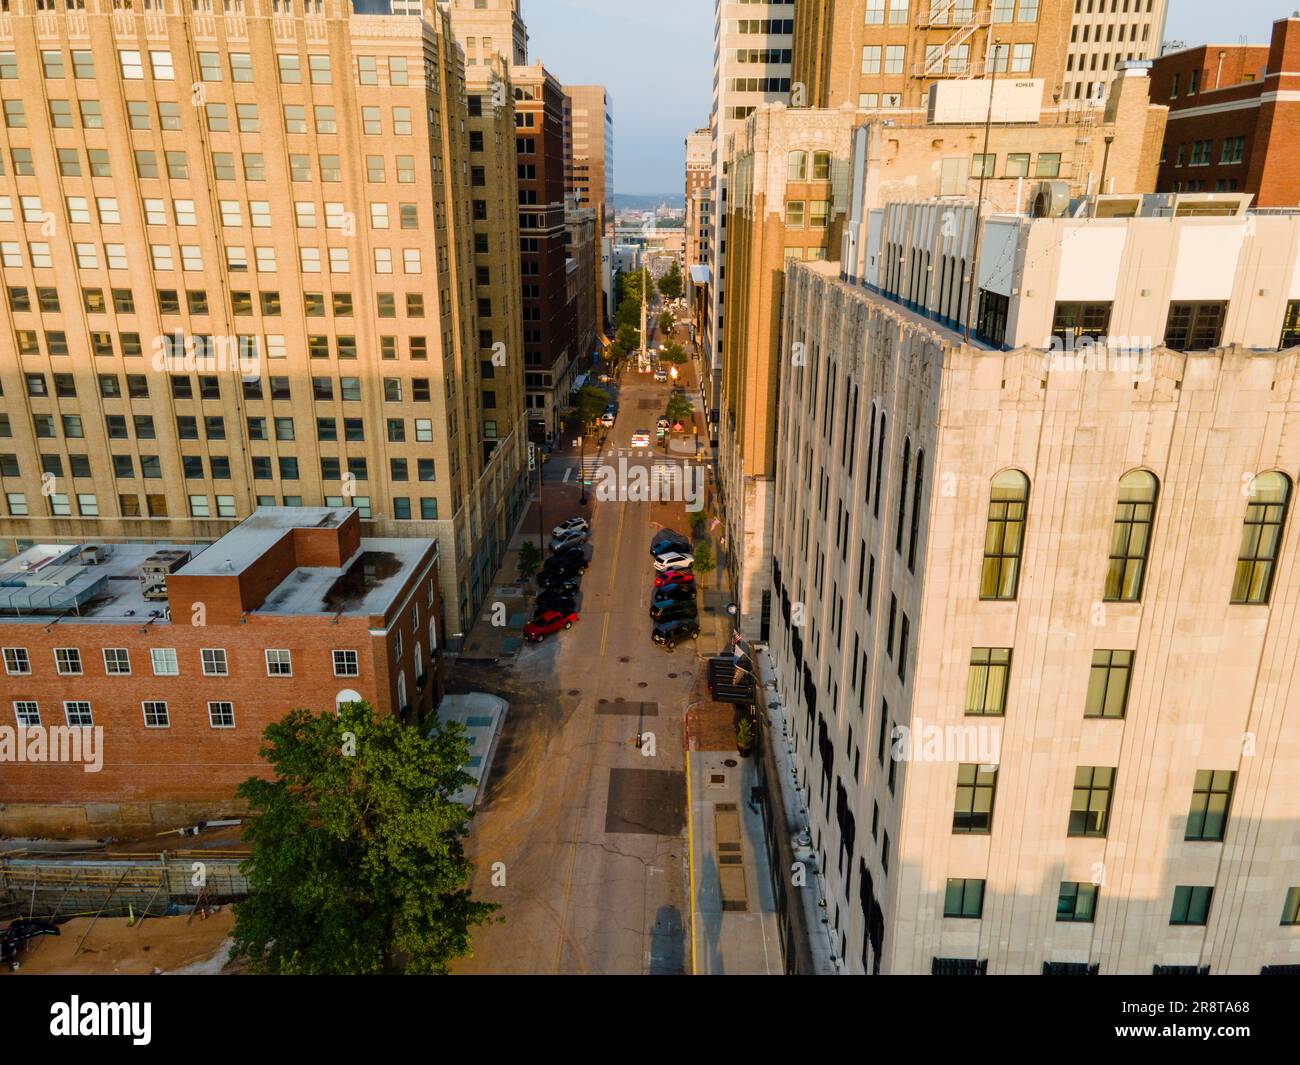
[686,741,697,976]
[608,502,626,593]
[599,611,610,656]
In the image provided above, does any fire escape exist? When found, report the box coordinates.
[912,0,991,79]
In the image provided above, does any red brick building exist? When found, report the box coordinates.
[0,508,443,836]
[1152,17,1300,205]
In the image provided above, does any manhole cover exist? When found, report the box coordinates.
[723,759,738,768]
[619,656,631,663]
[667,673,678,679]
[638,682,648,688]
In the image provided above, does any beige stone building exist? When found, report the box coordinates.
[718,66,1165,635]
[562,84,613,333]
[0,1,527,635]
[1065,0,1169,103]
[769,220,1300,972]
[447,0,527,67]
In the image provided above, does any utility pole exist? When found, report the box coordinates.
[964,37,1002,345]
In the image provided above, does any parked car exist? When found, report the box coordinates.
[649,599,698,623]
[654,569,696,590]
[542,551,588,575]
[651,538,691,558]
[654,369,668,383]
[650,582,695,604]
[552,517,590,538]
[652,617,701,649]
[550,528,589,553]
[534,590,577,617]
[653,551,694,572]
[631,430,651,447]
[536,569,582,593]
[523,609,579,642]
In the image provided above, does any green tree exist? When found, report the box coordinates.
[575,384,610,428]
[231,702,496,975]
[665,393,694,426]
[692,541,716,576]
[615,322,640,352]
[660,340,687,365]
[658,310,675,336]
[658,262,683,301]
[517,541,542,580]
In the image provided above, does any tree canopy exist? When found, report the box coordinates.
[575,384,611,427]
[231,701,496,975]
[658,262,683,301]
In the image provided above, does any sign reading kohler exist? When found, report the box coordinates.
[927,79,1044,124]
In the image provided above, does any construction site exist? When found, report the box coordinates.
[0,824,250,975]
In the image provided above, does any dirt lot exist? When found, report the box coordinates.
[3,909,237,975]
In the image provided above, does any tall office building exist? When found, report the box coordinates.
[683,127,711,277]
[770,194,1300,974]
[563,84,614,331]
[0,1,525,636]
[707,0,795,412]
[447,0,528,66]
[1064,0,1169,103]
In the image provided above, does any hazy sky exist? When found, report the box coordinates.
[522,0,1286,197]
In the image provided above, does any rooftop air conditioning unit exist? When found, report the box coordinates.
[138,549,191,601]
[1030,181,1071,218]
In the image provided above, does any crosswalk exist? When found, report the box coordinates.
[567,454,707,489]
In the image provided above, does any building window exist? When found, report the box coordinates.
[64,701,93,727]
[208,701,235,729]
[943,878,985,919]
[142,701,170,728]
[979,470,1029,600]
[1232,472,1291,604]
[1084,649,1133,719]
[102,648,131,675]
[1185,770,1235,842]
[1279,300,1300,348]
[1164,301,1226,351]
[333,649,359,677]
[1057,881,1098,923]
[952,764,998,834]
[54,648,83,675]
[3,647,31,675]
[1050,301,1112,343]
[14,701,40,727]
[151,648,179,676]
[1068,766,1115,837]
[265,649,293,677]
[1169,885,1213,926]
[966,648,1011,716]
[975,289,1009,347]
[201,648,229,676]
[1103,471,1158,602]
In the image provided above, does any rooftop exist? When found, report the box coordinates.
[0,509,434,626]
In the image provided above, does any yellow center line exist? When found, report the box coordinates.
[599,611,610,656]
[608,501,626,593]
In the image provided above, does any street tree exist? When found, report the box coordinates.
[575,384,610,428]
[660,341,687,365]
[231,701,497,975]
[658,310,675,336]
[665,393,694,426]
[658,262,683,301]
[692,541,716,577]
[518,541,542,580]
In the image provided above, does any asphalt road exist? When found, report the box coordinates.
[451,363,700,975]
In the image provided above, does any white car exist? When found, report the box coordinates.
[631,430,651,447]
[552,517,590,538]
[654,370,668,383]
[653,551,694,572]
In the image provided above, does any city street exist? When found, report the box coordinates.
[451,352,721,974]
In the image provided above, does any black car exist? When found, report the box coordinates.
[652,617,701,648]
[535,590,577,616]
[651,582,696,603]
[547,543,588,565]
[649,599,698,623]
[542,551,588,576]
[536,570,581,593]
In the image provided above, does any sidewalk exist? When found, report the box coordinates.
[686,678,783,975]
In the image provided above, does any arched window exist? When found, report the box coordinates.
[397,671,408,711]
[908,449,925,572]
[787,151,808,181]
[414,642,424,681]
[1103,470,1159,602]
[335,689,362,713]
[1232,471,1292,604]
[812,151,831,179]
[980,470,1030,600]
[895,438,911,554]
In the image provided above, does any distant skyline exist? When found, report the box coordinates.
[522,0,1289,196]
[523,0,712,196]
